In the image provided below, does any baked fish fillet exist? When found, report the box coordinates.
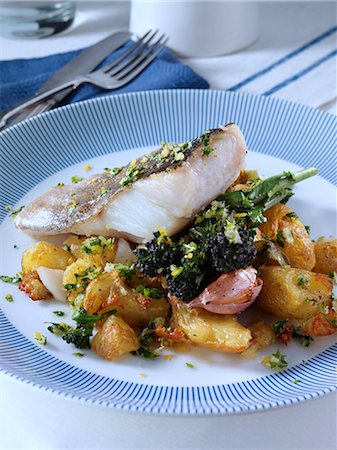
[15,124,247,243]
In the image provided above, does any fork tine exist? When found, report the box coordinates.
[96,29,154,75]
[105,29,159,77]
[115,36,169,86]
[113,34,168,81]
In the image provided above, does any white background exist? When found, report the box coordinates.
[0,1,336,449]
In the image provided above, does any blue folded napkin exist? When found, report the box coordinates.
[0,41,209,113]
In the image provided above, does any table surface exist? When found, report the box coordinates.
[1,2,336,450]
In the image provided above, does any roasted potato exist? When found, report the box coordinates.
[22,241,74,272]
[83,270,170,327]
[313,237,337,275]
[62,258,101,302]
[19,271,52,301]
[62,235,85,258]
[169,297,252,353]
[256,266,333,320]
[241,321,275,358]
[299,312,337,336]
[259,203,316,271]
[63,235,117,268]
[91,315,139,360]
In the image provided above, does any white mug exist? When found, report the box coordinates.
[130,1,259,57]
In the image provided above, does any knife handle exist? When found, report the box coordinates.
[1,86,75,130]
[0,81,78,130]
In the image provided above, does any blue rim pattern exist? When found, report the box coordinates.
[0,90,336,415]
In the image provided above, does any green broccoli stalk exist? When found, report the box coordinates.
[47,307,116,349]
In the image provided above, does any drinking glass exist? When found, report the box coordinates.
[0,1,76,39]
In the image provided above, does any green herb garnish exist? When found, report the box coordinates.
[135,285,163,299]
[262,350,288,370]
[71,175,84,184]
[297,274,309,287]
[0,272,22,284]
[185,362,195,368]
[9,206,25,217]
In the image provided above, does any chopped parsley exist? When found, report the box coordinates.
[98,186,109,198]
[273,320,288,335]
[57,182,65,187]
[276,231,286,247]
[34,332,47,345]
[297,274,309,287]
[4,204,12,211]
[73,352,85,358]
[53,311,65,317]
[132,319,164,359]
[304,297,317,305]
[292,379,301,384]
[63,266,101,292]
[5,294,13,302]
[185,362,195,369]
[262,350,288,370]
[104,166,124,177]
[119,161,144,187]
[105,263,135,280]
[200,130,215,156]
[81,236,114,254]
[286,212,298,219]
[83,164,91,172]
[304,225,311,235]
[0,272,23,284]
[62,243,71,252]
[67,199,78,216]
[9,206,25,217]
[71,175,84,184]
[292,328,313,347]
[135,285,163,299]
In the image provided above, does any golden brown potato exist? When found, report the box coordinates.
[63,235,117,268]
[241,321,275,358]
[256,266,333,320]
[19,270,52,301]
[62,235,85,258]
[22,241,74,272]
[299,312,337,336]
[91,315,139,360]
[62,258,101,300]
[259,203,316,271]
[169,297,252,353]
[83,270,170,327]
[313,237,337,275]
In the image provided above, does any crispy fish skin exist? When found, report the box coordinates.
[15,124,247,243]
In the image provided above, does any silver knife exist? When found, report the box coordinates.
[4,30,131,128]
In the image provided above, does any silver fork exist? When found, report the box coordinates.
[0,30,168,129]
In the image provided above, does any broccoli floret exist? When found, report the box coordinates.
[134,206,257,301]
[62,325,91,349]
[134,230,182,277]
[206,226,256,273]
[48,307,116,350]
[166,267,205,301]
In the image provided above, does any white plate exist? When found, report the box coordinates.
[0,90,336,414]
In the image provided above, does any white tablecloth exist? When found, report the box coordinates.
[1,2,336,449]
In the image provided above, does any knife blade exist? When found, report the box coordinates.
[5,30,131,128]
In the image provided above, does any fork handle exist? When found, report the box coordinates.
[0,79,81,130]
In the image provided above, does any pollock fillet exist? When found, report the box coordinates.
[15,124,247,243]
